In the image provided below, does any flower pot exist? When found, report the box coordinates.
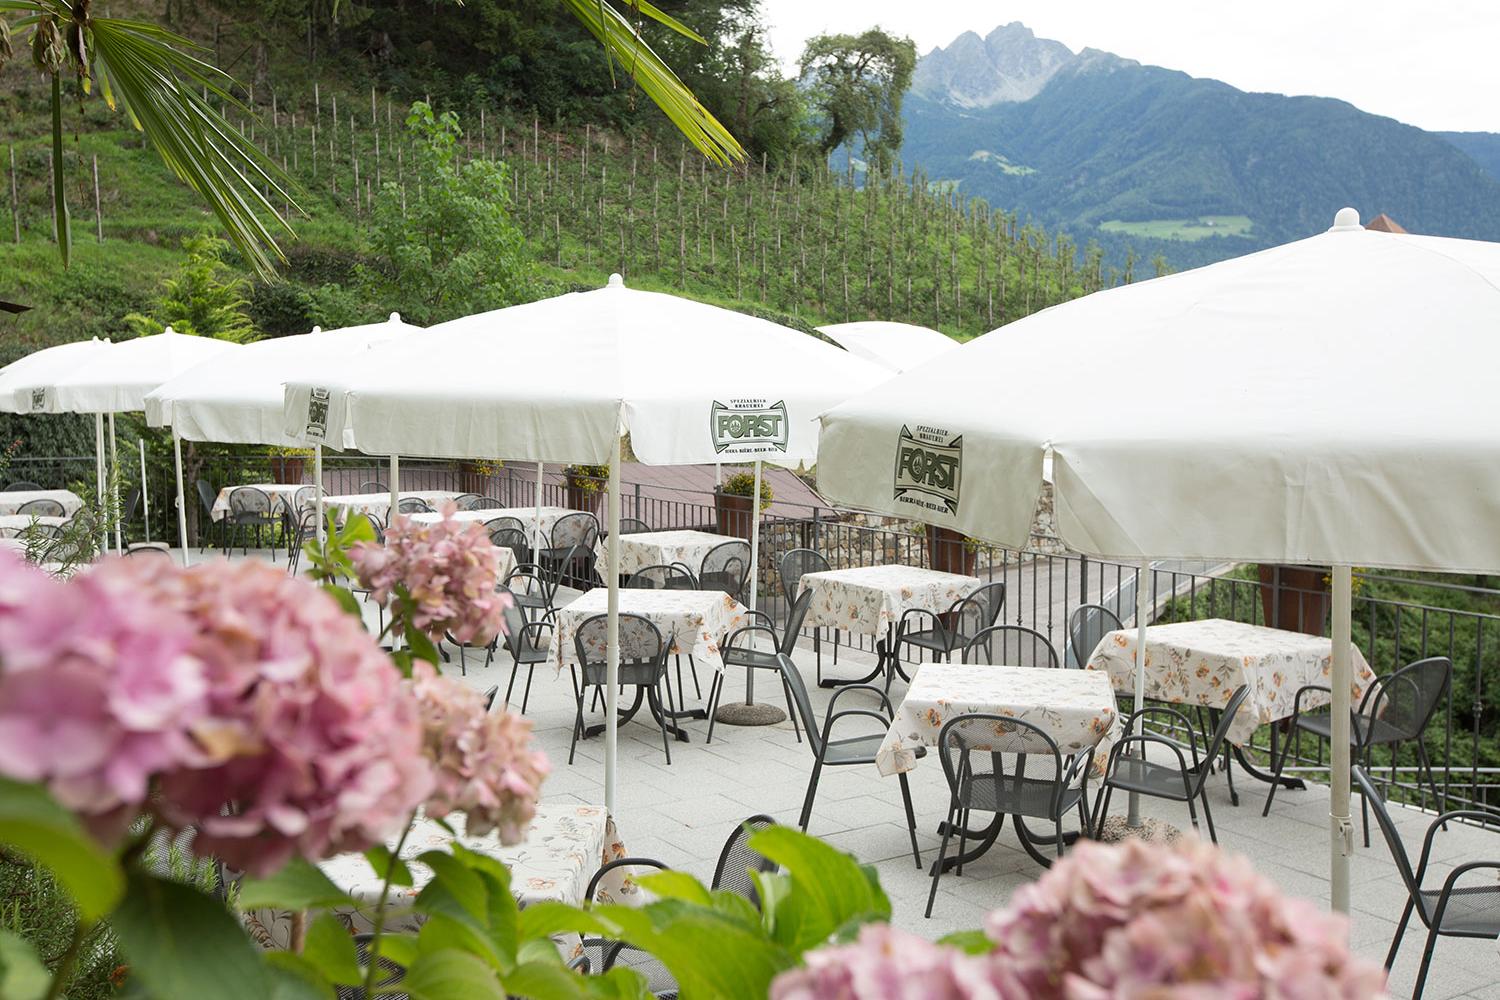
[715,489,755,539]
[1257,564,1331,635]
[269,456,305,485]
[459,461,490,497]
[926,525,976,577]
[565,481,603,514]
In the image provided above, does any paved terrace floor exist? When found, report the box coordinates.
[199,550,1500,998]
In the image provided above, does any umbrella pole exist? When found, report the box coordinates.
[1128,558,1150,827]
[389,454,400,520]
[533,461,544,564]
[605,438,621,814]
[108,412,121,552]
[172,429,190,567]
[94,414,107,554]
[745,459,762,705]
[138,438,150,544]
[314,445,325,546]
[1329,564,1354,913]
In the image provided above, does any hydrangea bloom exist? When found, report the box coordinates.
[985,837,1388,999]
[409,662,549,843]
[350,504,508,645]
[771,925,1014,1000]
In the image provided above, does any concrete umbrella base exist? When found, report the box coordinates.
[713,702,787,726]
[1095,815,1183,844]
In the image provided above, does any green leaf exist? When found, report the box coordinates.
[502,959,586,1000]
[0,930,48,1000]
[236,857,352,911]
[365,844,413,887]
[264,952,337,1000]
[749,826,890,952]
[516,901,612,944]
[112,868,273,1000]
[323,584,363,619]
[415,914,505,971]
[937,929,993,955]
[377,932,421,969]
[592,902,791,1000]
[0,777,123,920]
[404,625,440,666]
[302,914,363,986]
[634,870,712,907]
[341,514,377,544]
[402,948,505,1000]
[450,843,518,964]
[413,851,489,932]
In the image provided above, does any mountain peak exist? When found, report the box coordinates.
[913,22,1074,109]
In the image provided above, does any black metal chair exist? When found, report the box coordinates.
[2,481,42,492]
[710,815,778,908]
[624,563,698,591]
[895,581,1007,667]
[1093,684,1250,844]
[16,497,65,517]
[1066,602,1125,669]
[283,487,318,564]
[699,539,751,603]
[619,517,652,534]
[125,545,172,559]
[707,589,813,744]
[1353,765,1500,999]
[1263,656,1451,847]
[287,508,322,576]
[780,658,923,868]
[396,497,433,515]
[452,493,484,510]
[489,526,532,572]
[195,479,221,552]
[584,857,678,996]
[334,933,406,1000]
[225,486,280,556]
[466,496,505,510]
[503,546,576,620]
[500,596,553,714]
[544,512,600,589]
[961,624,1060,669]
[927,713,1096,917]
[358,480,387,494]
[780,548,832,683]
[570,613,674,765]
[480,685,499,711]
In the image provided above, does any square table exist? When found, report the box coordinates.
[0,489,83,517]
[546,588,751,677]
[799,565,981,689]
[0,513,70,534]
[593,528,732,580]
[210,483,309,522]
[408,505,575,541]
[321,490,469,522]
[241,803,633,954]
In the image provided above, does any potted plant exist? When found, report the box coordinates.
[927,524,979,576]
[715,470,773,538]
[459,458,503,496]
[1256,564,1332,634]
[563,463,609,513]
[268,447,311,485]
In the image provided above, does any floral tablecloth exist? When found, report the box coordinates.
[321,490,469,522]
[242,803,633,952]
[1084,618,1376,747]
[546,588,751,675]
[0,514,70,534]
[0,489,83,516]
[210,483,309,522]
[876,663,1120,777]
[593,529,731,580]
[408,505,575,541]
[799,565,981,637]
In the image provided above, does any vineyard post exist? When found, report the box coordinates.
[8,145,18,243]
[46,150,56,243]
[92,154,102,243]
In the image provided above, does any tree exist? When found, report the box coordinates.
[800,28,916,175]
[125,233,259,342]
[356,103,534,325]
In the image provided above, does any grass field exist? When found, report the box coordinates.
[1099,215,1254,241]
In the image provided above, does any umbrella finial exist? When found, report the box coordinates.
[1330,207,1362,232]
[310,325,323,334]
[607,273,625,288]
[389,312,402,323]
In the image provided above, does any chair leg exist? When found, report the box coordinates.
[1413,925,1441,1000]
[1415,742,1446,827]
[1199,787,1218,844]
[798,759,824,830]
[1054,820,1064,859]
[458,645,467,677]
[568,688,587,766]
[521,666,535,714]
[688,657,702,700]
[506,660,521,709]
[897,772,922,868]
[925,801,957,919]
[650,685,672,766]
[705,674,724,744]
[1261,730,1295,817]
[955,806,968,878]
[1385,898,1414,970]
[1092,783,1115,834]
[1185,784,1201,836]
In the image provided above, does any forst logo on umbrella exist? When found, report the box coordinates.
[894,424,962,515]
[304,386,330,443]
[29,388,45,412]
[710,399,789,454]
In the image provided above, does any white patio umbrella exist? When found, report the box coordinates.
[816,321,958,373]
[11,330,239,552]
[816,208,1500,913]
[0,339,115,519]
[144,315,420,565]
[282,275,891,811]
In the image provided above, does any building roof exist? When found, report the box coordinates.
[1365,213,1408,234]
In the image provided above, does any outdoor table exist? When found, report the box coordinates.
[320,490,469,522]
[799,565,981,689]
[241,803,632,955]
[877,662,1119,870]
[592,528,729,580]
[209,483,309,522]
[0,514,70,534]
[407,505,575,539]
[1084,618,1377,797]
[547,587,751,740]
[0,489,83,517]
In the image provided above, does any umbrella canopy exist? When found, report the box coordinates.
[145,315,419,445]
[283,274,890,465]
[816,321,958,374]
[18,329,240,415]
[0,339,113,414]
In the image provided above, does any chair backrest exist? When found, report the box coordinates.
[467,497,504,510]
[126,545,171,559]
[700,539,752,601]
[452,493,484,510]
[574,613,666,671]
[490,527,531,564]
[551,511,599,551]
[2,481,42,492]
[781,588,814,656]
[625,563,698,590]
[1359,656,1451,745]
[937,713,1066,809]
[292,486,317,513]
[489,516,525,534]
[227,487,271,516]
[778,660,824,758]
[779,548,829,605]
[1190,685,1251,791]
[710,815,778,907]
[962,625,1060,669]
[952,581,1007,634]
[196,479,216,513]
[1067,603,1125,669]
[124,486,142,521]
[619,517,652,534]
[499,597,542,659]
[396,498,433,514]
[358,480,387,494]
[1352,765,1420,897]
[16,497,65,517]
[336,933,407,1000]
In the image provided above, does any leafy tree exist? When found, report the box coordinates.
[124,233,258,342]
[800,28,916,174]
[356,103,534,325]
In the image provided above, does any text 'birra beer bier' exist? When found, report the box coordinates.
[893,424,962,515]
[303,387,331,443]
[709,399,789,455]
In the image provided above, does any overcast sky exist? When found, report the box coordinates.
[757,0,1499,134]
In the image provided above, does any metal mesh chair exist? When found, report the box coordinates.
[125,545,172,559]
[1264,656,1451,847]
[333,933,407,1000]
[286,509,321,575]
[620,517,652,534]
[504,545,575,620]
[708,589,813,744]
[625,564,698,591]
[1354,765,1500,999]
[962,624,1060,669]
[1094,684,1250,844]
[2,481,42,492]
[466,496,505,510]
[780,548,832,683]
[396,497,433,515]
[452,493,484,509]
[226,486,280,556]
[927,713,1095,916]
[896,581,1007,666]
[481,685,499,711]
[710,815,778,908]
[1066,603,1125,669]
[358,480,387,494]
[585,857,678,996]
[490,526,533,569]
[570,613,674,765]
[500,595,553,714]
[545,512,600,588]
[699,539,751,602]
[16,497,65,517]
[195,479,221,551]
[781,659,923,868]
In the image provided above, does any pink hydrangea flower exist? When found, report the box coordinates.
[771,924,1015,1000]
[351,503,509,645]
[408,662,549,844]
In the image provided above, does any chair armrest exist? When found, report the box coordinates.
[742,609,776,628]
[819,708,896,752]
[825,683,895,718]
[724,624,780,651]
[1430,862,1500,926]
[1107,733,1192,779]
[1119,705,1202,763]
[1062,745,1099,788]
[1290,683,1333,716]
[895,607,944,642]
[1415,808,1500,877]
[585,857,670,907]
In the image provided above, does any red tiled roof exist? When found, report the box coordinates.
[1365,213,1408,234]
